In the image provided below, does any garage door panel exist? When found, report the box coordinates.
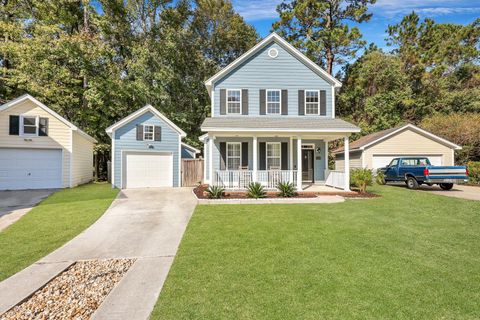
[125,153,173,188]
[372,155,443,169]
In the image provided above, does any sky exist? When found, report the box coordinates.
[231,0,480,50]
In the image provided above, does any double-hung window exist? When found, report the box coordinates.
[227,142,241,170]
[305,90,320,115]
[227,89,241,114]
[144,125,154,141]
[266,90,281,114]
[21,116,38,135]
[266,143,281,170]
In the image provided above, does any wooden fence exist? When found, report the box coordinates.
[182,159,204,187]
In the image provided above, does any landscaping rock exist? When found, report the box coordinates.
[1,259,135,320]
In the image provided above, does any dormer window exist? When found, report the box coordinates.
[21,116,38,136]
[227,89,241,114]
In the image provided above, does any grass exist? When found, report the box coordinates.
[152,185,480,319]
[0,183,118,281]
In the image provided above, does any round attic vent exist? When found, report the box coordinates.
[268,48,278,58]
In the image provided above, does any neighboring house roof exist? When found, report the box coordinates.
[105,105,187,138]
[333,123,462,154]
[181,142,200,154]
[204,32,342,91]
[201,117,360,133]
[0,94,97,143]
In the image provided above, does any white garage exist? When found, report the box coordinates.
[334,124,462,171]
[124,152,173,188]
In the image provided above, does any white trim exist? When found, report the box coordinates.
[0,94,97,143]
[344,136,350,191]
[201,127,361,133]
[324,140,329,171]
[361,150,366,168]
[121,150,174,189]
[69,130,74,188]
[301,143,315,150]
[105,104,186,137]
[226,142,242,170]
[296,137,302,190]
[111,136,116,188]
[266,89,282,115]
[452,149,455,165]
[178,138,181,187]
[204,33,342,89]
[209,137,214,182]
[304,90,320,116]
[181,142,201,154]
[289,137,293,170]
[203,140,208,183]
[359,124,462,150]
[20,115,39,137]
[198,133,208,142]
[331,86,336,118]
[266,142,282,170]
[226,89,242,115]
[143,124,154,141]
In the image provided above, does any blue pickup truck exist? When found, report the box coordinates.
[380,157,469,190]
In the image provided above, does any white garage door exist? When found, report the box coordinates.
[0,148,62,190]
[372,155,443,169]
[125,152,173,188]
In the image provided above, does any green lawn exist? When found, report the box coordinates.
[153,185,480,319]
[0,183,118,281]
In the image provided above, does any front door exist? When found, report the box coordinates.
[302,149,314,183]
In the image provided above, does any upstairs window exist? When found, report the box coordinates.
[305,90,319,115]
[266,90,281,114]
[227,142,241,170]
[144,125,154,141]
[21,116,38,135]
[227,89,241,114]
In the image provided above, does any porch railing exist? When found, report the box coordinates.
[214,170,297,190]
[325,170,345,189]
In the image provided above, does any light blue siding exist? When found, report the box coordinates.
[181,146,196,159]
[113,111,181,188]
[213,41,333,118]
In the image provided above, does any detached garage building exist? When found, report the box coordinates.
[0,94,96,190]
[106,105,190,189]
[334,123,461,171]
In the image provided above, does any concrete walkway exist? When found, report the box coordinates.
[417,184,480,201]
[0,188,197,319]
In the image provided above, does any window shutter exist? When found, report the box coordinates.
[39,117,49,136]
[9,115,20,135]
[259,89,266,115]
[220,89,226,115]
[298,90,305,115]
[241,142,248,167]
[220,142,226,170]
[281,142,288,170]
[281,90,288,115]
[259,142,266,170]
[242,89,248,115]
[154,126,161,141]
[136,125,143,141]
[320,90,327,116]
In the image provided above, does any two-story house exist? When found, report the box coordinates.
[200,33,360,191]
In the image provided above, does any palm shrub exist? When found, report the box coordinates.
[205,185,225,199]
[375,170,386,185]
[246,182,266,199]
[350,168,373,193]
[467,161,480,184]
[277,181,296,197]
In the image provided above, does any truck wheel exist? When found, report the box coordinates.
[406,177,419,189]
[440,183,454,190]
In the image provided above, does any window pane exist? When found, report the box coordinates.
[227,158,240,170]
[227,90,240,102]
[23,126,36,134]
[227,90,241,114]
[23,117,36,126]
[305,91,319,115]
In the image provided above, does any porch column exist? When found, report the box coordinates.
[252,136,258,182]
[209,136,214,184]
[344,136,350,191]
[289,137,294,183]
[297,137,302,190]
[324,140,329,180]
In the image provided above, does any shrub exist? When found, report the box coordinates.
[350,168,373,193]
[205,185,224,199]
[375,171,386,185]
[467,161,480,184]
[246,182,266,199]
[277,181,296,197]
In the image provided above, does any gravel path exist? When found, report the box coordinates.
[1,259,135,320]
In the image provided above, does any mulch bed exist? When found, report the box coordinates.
[193,184,379,200]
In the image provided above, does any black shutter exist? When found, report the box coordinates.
[281,142,288,170]
[242,89,248,115]
[39,117,49,136]
[259,89,266,115]
[154,126,161,141]
[136,125,143,141]
[281,90,288,115]
[9,115,20,135]
[242,142,248,167]
[220,89,226,115]
[259,142,266,170]
[298,90,305,115]
[220,142,226,170]
[320,90,327,116]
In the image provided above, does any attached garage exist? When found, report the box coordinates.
[334,124,461,171]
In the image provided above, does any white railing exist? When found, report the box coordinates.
[214,170,297,190]
[325,170,345,189]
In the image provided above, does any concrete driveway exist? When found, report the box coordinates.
[0,188,197,319]
[417,184,480,201]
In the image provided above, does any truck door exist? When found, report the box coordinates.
[385,158,399,180]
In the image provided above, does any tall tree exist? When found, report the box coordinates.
[273,0,376,74]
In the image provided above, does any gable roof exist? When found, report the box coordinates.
[105,104,187,138]
[181,142,200,154]
[333,123,461,153]
[0,94,97,143]
[204,32,342,91]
